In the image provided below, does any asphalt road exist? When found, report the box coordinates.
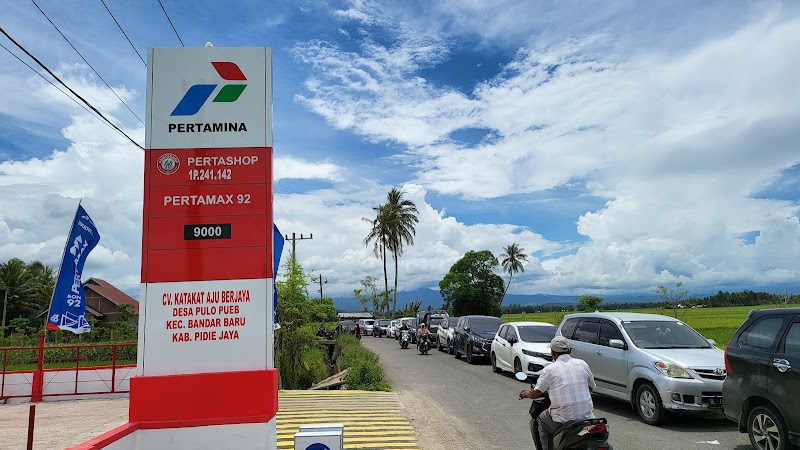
[361,334,752,450]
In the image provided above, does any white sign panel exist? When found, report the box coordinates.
[139,278,271,376]
[146,47,272,149]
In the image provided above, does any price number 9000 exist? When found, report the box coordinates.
[184,223,232,240]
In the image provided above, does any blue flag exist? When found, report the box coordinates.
[47,205,100,334]
[273,224,284,329]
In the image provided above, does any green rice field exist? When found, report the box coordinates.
[502,304,799,347]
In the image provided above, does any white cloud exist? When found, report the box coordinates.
[274,156,345,182]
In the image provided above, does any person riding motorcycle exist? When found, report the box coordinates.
[416,323,430,348]
[519,336,596,450]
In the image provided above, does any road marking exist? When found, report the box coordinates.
[278,390,419,450]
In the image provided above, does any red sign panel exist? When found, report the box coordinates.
[142,147,272,283]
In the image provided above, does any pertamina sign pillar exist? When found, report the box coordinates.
[135,47,277,448]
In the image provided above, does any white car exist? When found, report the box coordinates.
[491,322,557,378]
[436,316,459,353]
[387,320,398,338]
[358,318,376,336]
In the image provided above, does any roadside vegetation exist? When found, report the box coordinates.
[333,333,390,391]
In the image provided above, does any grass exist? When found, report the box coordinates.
[4,359,138,372]
[502,304,799,346]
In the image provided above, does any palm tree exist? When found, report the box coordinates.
[384,189,418,318]
[500,243,528,302]
[363,205,391,317]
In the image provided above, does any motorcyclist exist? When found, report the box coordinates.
[416,323,430,348]
[519,336,596,450]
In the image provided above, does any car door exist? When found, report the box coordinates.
[454,318,466,353]
[569,318,600,369]
[593,319,628,395]
[773,315,800,435]
[505,325,522,371]
[735,314,789,413]
[493,325,511,369]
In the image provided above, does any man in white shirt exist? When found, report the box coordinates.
[520,336,596,450]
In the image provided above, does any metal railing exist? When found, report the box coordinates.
[1,333,136,402]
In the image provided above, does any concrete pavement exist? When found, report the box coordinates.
[0,391,420,450]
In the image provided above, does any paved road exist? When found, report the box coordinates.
[362,334,752,450]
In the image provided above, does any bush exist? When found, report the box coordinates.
[334,333,390,391]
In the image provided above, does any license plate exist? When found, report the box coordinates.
[708,398,722,408]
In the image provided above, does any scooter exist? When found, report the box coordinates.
[417,334,430,355]
[516,372,613,450]
[400,330,411,349]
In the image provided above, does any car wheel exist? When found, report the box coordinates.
[466,346,475,364]
[448,339,455,355]
[748,405,789,450]
[491,352,501,373]
[454,340,461,359]
[636,383,668,425]
[437,338,444,352]
[514,357,523,377]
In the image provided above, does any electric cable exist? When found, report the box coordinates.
[30,0,144,126]
[0,41,135,146]
[98,0,146,66]
[0,26,144,150]
[157,0,185,47]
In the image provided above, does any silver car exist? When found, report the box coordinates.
[556,312,725,425]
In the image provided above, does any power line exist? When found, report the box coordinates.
[99,0,146,66]
[0,41,134,145]
[0,26,144,150]
[157,0,185,47]
[30,0,144,126]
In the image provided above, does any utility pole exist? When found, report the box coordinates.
[317,274,327,299]
[283,233,313,264]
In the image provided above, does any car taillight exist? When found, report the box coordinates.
[724,343,732,375]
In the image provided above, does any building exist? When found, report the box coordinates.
[83,278,139,326]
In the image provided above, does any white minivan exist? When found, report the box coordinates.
[357,318,376,336]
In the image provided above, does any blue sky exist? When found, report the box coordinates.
[1,0,799,300]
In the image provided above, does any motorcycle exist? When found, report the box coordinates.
[400,330,411,349]
[417,334,430,355]
[516,372,613,450]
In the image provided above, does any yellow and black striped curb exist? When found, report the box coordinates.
[278,390,420,449]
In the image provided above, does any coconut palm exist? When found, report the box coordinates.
[500,243,528,302]
[363,204,391,317]
[384,189,418,318]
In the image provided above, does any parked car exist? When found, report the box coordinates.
[358,318,376,336]
[453,315,505,364]
[436,316,460,353]
[395,317,414,340]
[419,310,449,336]
[556,312,725,425]
[388,320,398,338]
[375,319,391,337]
[335,320,356,334]
[491,322,557,378]
[723,308,799,450]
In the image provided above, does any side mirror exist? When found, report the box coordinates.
[609,339,626,349]
[509,337,517,345]
[707,339,716,347]
[464,327,470,333]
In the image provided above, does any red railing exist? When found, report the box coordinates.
[1,333,136,402]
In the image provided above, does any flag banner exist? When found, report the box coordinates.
[47,205,100,334]
[273,224,284,329]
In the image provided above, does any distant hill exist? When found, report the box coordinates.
[332,287,663,312]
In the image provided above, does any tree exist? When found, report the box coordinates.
[655,282,689,318]
[0,258,57,334]
[398,300,423,318]
[384,189,419,319]
[577,295,604,311]
[439,250,505,317]
[363,205,391,317]
[353,276,391,317]
[500,243,528,302]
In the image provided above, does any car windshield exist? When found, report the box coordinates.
[621,320,712,349]
[363,320,374,325]
[378,320,390,326]
[470,318,504,333]
[428,317,445,326]
[518,325,557,343]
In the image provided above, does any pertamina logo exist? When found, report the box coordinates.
[168,61,249,134]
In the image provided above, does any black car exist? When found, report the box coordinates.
[723,308,800,450]
[452,315,504,364]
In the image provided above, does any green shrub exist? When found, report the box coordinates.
[334,333,390,391]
